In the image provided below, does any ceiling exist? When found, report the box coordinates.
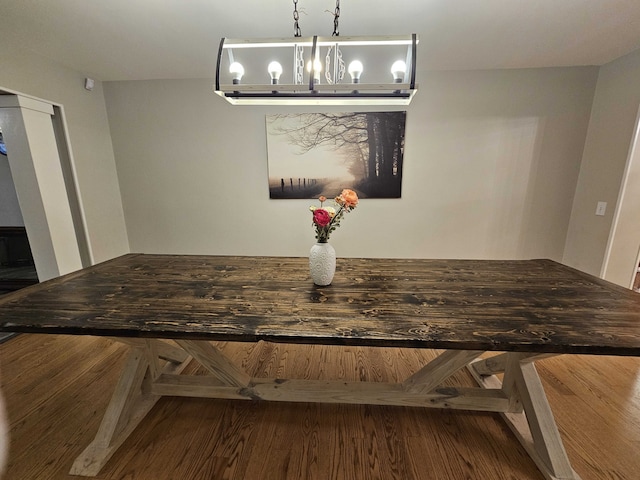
[1,0,640,82]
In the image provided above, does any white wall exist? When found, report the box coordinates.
[564,48,640,280]
[104,67,597,260]
[0,44,129,263]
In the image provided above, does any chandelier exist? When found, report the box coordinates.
[214,1,418,105]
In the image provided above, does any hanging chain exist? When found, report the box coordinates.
[332,0,340,36]
[337,48,345,82]
[295,45,305,84]
[325,47,345,84]
[325,0,344,84]
[293,0,301,37]
[293,0,303,83]
[292,0,344,84]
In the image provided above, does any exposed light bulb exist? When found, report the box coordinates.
[229,62,244,84]
[348,60,363,83]
[268,61,283,84]
[390,60,406,83]
[306,58,322,83]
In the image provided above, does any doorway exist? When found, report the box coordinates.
[602,104,640,288]
[0,127,38,342]
[0,93,89,282]
[0,91,91,341]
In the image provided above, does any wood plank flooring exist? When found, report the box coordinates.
[0,334,638,479]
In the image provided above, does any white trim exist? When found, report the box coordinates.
[0,95,54,115]
[600,103,640,286]
[0,87,95,272]
[54,104,95,265]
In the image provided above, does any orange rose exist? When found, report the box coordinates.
[338,189,358,208]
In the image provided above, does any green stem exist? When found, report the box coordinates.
[314,205,347,243]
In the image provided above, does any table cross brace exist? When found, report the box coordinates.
[69,340,581,480]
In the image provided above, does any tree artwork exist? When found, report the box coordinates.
[266,112,406,199]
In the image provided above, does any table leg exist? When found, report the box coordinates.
[69,341,191,477]
[469,353,582,480]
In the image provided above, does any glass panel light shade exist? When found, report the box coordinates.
[214,34,418,105]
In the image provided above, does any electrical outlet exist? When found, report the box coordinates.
[596,201,607,216]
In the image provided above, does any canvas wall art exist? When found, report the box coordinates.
[266,112,406,199]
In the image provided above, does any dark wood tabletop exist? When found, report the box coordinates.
[1,253,639,356]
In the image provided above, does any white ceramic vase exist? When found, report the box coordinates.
[309,242,336,286]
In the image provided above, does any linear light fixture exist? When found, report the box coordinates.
[213,34,418,106]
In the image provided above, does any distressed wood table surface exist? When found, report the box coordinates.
[1,254,639,479]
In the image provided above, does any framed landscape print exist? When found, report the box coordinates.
[266,112,406,199]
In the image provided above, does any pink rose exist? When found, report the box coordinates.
[313,208,331,227]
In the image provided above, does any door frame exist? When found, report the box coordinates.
[601,103,640,288]
[0,87,93,280]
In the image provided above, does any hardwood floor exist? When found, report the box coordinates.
[0,334,638,479]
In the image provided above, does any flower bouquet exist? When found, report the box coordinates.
[309,189,359,243]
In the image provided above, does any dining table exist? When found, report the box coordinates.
[1,253,639,479]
